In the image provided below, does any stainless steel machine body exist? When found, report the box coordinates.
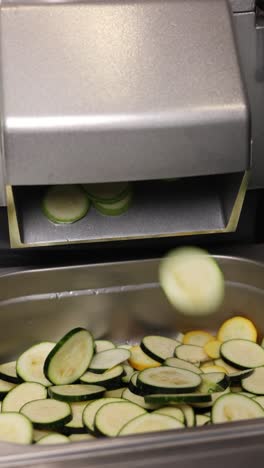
[1,0,263,247]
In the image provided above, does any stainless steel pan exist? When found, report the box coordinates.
[0,255,264,467]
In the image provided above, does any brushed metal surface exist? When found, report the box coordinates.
[0,255,264,467]
[1,0,256,14]
[9,173,246,247]
[234,12,264,189]
[0,0,249,185]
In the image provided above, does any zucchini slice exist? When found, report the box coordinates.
[80,366,124,389]
[122,388,160,410]
[253,396,264,408]
[145,393,212,405]
[63,401,89,434]
[229,369,254,384]
[42,185,90,224]
[137,367,201,394]
[119,413,184,436]
[164,357,202,375]
[69,433,95,442]
[204,340,222,359]
[214,359,239,374]
[94,401,146,437]
[82,398,124,433]
[196,414,210,426]
[122,365,135,384]
[179,404,196,427]
[16,342,55,387]
[0,361,21,384]
[89,349,130,374]
[220,339,264,369]
[128,345,161,371]
[95,340,115,353]
[201,364,227,374]
[159,247,224,316]
[44,328,94,385]
[0,413,33,445]
[104,388,126,398]
[140,336,181,363]
[217,316,257,343]
[37,433,70,444]
[183,331,214,347]
[241,368,264,395]
[211,393,264,423]
[83,182,130,203]
[154,406,185,424]
[33,429,53,442]
[20,399,72,430]
[93,191,132,217]
[0,378,16,399]
[199,372,230,393]
[2,382,47,412]
[128,372,143,396]
[175,345,209,364]
[48,384,105,402]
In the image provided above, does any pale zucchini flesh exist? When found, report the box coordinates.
[2,382,47,413]
[0,361,21,384]
[44,328,94,385]
[141,336,181,363]
[0,413,33,444]
[20,399,72,430]
[220,339,264,369]
[159,247,224,316]
[89,349,130,373]
[37,433,70,444]
[122,388,160,411]
[119,413,184,436]
[164,357,202,375]
[82,398,124,433]
[16,342,55,387]
[94,401,146,437]
[138,366,201,394]
[42,185,90,224]
[212,393,264,423]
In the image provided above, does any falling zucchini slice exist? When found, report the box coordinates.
[42,185,90,224]
[159,247,224,316]
[44,328,94,385]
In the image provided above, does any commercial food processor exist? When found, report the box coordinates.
[0,0,264,466]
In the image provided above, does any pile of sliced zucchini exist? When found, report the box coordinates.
[1,316,264,445]
[42,182,132,224]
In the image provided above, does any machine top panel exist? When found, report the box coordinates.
[0,0,249,185]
